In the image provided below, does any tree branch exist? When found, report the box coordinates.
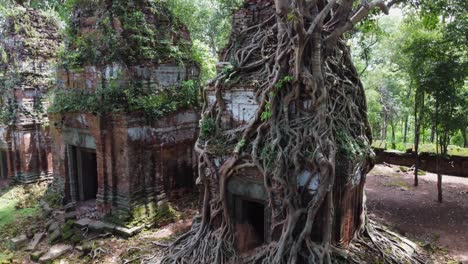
[325,0,389,41]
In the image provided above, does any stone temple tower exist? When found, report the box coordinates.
[49,0,200,224]
[0,7,62,182]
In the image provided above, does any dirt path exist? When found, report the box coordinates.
[366,164,468,263]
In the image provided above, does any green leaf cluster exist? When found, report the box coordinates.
[48,80,200,119]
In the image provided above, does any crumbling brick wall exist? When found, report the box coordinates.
[0,7,62,182]
[49,0,200,224]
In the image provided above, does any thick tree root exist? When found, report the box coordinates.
[158,1,426,263]
[344,220,427,264]
[159,219,427,264]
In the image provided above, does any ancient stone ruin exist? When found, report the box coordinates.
[162,0,385,262]
[0,7,62,183]
[48,0,200,223]
[218,0,371,252]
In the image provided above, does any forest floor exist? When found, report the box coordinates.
[1,166,467,263]
[367,164,468,263]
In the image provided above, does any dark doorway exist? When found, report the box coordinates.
[0,150,7,179]
[234,197,265,251]
[173,160,193,189]
[70,147,98,201]
[241,199,265,242]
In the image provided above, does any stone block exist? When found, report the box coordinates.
[9,234,28,250]
[47,222,59,233]
[31,250,45,262]
[114,225,144,238]
[64,211,77,221]
[44,219,54,230]
[64,202,76,212]
[48,229,61,244]
[26,233,46,251]
[88,220,115,233]
[74,218,92,228]
[39,244,72,263]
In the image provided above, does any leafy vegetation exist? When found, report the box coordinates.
[49,80,199,118]
[199,117,216,140]
[352,4,467,156]
[0,185,44,255]
[60,0,193,68]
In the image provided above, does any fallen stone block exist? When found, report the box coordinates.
[88,220,115,233]
[44,219,54,230]
[77,242,92,255]
[114,225,144,238]
[64,211,77,221]
[47,222,59,233]
[9,234,28,250]
[39,244,72,263]
[74,218,92,228]
[48,229,61,244]
[27,233,46,251]
[30,250,46,262]
[64,202,76,212]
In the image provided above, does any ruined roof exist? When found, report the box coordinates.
[0,7,61,66]
[63,0,194,68]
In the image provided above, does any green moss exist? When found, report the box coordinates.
[384,179,412,189]
[399,166,409,172]
[336,128,369,158]
[153,203,181,224]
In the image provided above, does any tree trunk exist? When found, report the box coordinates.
[430,121,435,143]
[463,128,467,148]
[391,120,396,149]
[163,1,425,263]
[413,91,423,187]
[435,103,442,203]
[382,112,388,143]
[403,115,409,144]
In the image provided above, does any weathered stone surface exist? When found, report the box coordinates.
[74,218,92,228]
[0,8,61,183]
[42,204,53,218]
[26,233,46,251]
[48,229,61,244]
[88,220,115,233]
[78,242,92,255]
[44,219,54,230]
[114,225,144,238]
[31,250,46,262]
[47,222,59,233]
[64,202,76,212]
[49,0,200,224]
[9,234,28,250]
[39,244,72,263]
[26,227,35,239]
[64,211,77,221]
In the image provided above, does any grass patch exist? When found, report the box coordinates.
[0,184,47,254]
[399,166,409,172]
[383,179,412,189]
[372,141,468,157]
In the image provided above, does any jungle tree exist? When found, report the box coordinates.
[162,0,425,263]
